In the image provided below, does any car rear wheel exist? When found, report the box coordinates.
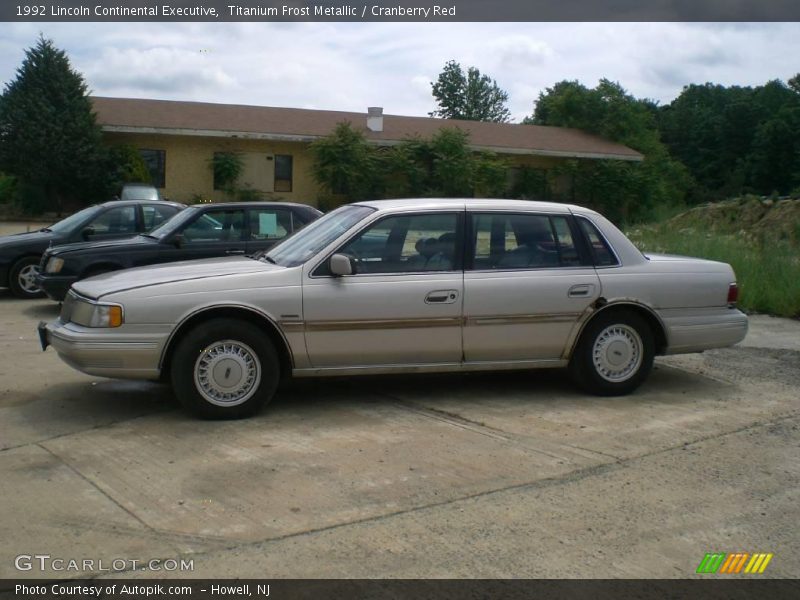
[9,256,45,299]
[569,310,654,396]
[171,318,279,419]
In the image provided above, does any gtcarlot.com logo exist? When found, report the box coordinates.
[696,552,774,574]
[14,554,194,572]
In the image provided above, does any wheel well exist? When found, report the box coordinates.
[575,303,668,356]
[160,307,293,382]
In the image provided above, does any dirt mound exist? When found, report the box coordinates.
[668,196,800,244]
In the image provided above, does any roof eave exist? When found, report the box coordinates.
[101,125,644,162]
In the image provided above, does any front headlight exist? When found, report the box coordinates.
[45,257,64,273]
[88,304,124,328]
[69,297,124,328]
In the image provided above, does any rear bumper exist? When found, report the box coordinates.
[661,308,748,354]
[40,319,167,379]
[36,274,77,301]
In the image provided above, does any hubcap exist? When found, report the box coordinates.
[194,340,261,406]
[592,324,643,383]
[18,264,41,294]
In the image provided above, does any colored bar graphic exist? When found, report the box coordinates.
[697,553,727,574]
[698,552,774,574]
[744,553,774,574]
[719,553,749,574]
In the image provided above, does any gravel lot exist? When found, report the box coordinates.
[0,288,798,579]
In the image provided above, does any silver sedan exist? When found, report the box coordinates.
[40,199,748,418]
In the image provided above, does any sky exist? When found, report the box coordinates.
[0,22,798,122]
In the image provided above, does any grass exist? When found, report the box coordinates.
[626,225,800,318]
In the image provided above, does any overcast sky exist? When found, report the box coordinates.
[0,22,798,121]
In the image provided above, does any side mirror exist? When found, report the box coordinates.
[81,226,95,241]
[330,253,354,277]
[172,233,184,248]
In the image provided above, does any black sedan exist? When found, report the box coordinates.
[0,199,184,298]
[36,202,322,301]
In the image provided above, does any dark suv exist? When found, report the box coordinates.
[36,202,322,301]
[0,199,184,298]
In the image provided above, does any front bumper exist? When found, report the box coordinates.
[39,319,168,380]
[35,273,77,301]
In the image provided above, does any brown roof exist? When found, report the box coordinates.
[91,96,643,162]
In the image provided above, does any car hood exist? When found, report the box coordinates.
[48,234,156,256]
[72,256,278,299]
[0,229,54,247]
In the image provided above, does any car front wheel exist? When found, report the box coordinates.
[9,256,45,299]
[171,318,280,419]
[569,310,654,396]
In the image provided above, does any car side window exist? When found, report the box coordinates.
[142,204,179,231]
[470,213,581,270]
[181,210,245,243]
[577,217,619,267]
[87,206,137,235]
[337,213,459,274]
[249,208,293,241]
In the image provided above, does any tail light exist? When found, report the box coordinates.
[727,283,739,305]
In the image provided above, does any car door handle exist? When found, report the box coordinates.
[568,284,594,297]
[425,290,459,304]
[225,249,245,255]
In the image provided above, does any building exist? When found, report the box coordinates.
[93,96,643,206]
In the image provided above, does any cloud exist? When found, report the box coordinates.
[0,21,798,121]
[86,46,236,95]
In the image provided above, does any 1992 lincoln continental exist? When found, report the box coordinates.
[39,199,748,418]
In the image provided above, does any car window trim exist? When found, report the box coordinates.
[465,210,592,272]
[310,209,466,278]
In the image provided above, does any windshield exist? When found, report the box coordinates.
[146,205,201,238]
[47,205,102,233]
[265,204,375,267]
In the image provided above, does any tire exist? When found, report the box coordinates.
[170,318,279,419]
[9,256,45,299]
[568,310,655,396]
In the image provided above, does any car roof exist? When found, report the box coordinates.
[99,199,186,209]
[184,201,319,210]
[353,198,586,214]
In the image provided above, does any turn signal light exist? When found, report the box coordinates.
[727,283,739,305]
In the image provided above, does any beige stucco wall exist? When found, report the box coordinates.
[105,132,319,206]
[105,132,576,207]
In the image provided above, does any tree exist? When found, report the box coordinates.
[790,73,800,95]
[528,79,691,221]
[310,121,381,205]
[0,36,111,213]
[658,79,800,200]
[430,60,512,123]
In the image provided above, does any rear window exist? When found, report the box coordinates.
[577,217,619,267]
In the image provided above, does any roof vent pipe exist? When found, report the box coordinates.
[367,107,384,132]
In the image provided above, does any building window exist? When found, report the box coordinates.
[274,154,293,192]
[139,149,166,188]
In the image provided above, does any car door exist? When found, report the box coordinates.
[167,207,247,260]
[246,206,295,254]
[302,211,464,368]
[463,211,601,362]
